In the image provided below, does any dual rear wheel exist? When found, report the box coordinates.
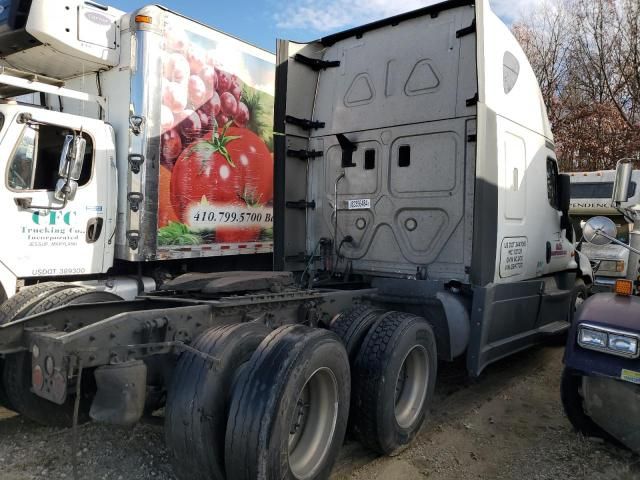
[165,306,437,480]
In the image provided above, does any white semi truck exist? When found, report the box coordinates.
[0,0,276,303]
[570,170,640,290]
[0,1,592,479]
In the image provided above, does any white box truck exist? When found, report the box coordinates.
[0,1,593,479]
[0,0,276,303]
[570,169,640,290]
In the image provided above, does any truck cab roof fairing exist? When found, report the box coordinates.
[476,0,553,141]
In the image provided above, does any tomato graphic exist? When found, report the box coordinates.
[170,125,273,224]
[170,134,241,221]
[225,127,273,205]
[158,165,179,228]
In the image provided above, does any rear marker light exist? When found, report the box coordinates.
[32,365,44,391]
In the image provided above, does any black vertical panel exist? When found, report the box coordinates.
[470,110,498,287]
[273,40,289,271]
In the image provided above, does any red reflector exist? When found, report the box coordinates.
[220,246,230,250]
[32,365,44,391]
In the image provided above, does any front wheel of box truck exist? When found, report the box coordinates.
[225,325,350,480]
[165,322,270,480]
[0,282,77,411]
[2,287,122,426]
[0,281,76,325]
[350,312,437,456]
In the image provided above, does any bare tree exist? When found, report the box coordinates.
[512,0,640,171]
[512,1,571,126]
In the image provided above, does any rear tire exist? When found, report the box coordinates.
[2,287,121,426]
[570,279,588,323]
[330,305,382,361]
[165,322,270,480]
[225,325,350,480]
[351,312,437,455]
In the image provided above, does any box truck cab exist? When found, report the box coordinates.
[0,0,276,302]
[569,170,640,290]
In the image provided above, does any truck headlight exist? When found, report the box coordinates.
[578,324,640,358]
[598,260,626,273]
[608,334,638,356]
[578,328,607,348]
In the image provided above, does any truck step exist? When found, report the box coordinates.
[538,320,570,335]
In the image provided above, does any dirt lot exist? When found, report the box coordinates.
[1,344,639,480]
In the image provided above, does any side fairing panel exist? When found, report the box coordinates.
[475,0,575,284]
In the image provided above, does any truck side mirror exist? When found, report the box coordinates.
[612,158,633,205]
[54,134,86,202]
[583,216,617,246]
[558,174,571,212]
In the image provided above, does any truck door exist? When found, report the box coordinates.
[467,0,575,375]
[0,110,114,279]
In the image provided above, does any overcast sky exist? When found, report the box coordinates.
[107,0,543,51]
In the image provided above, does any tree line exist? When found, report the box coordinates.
[512,0,640,172]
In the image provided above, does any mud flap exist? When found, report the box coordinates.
[90,361,147,426]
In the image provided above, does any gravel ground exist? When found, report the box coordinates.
[1,344,638,480]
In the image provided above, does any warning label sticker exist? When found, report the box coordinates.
[499,237,528,278]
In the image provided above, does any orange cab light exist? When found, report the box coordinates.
[614,279,634,296]
[135,15,153,24]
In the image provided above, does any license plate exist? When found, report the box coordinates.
[621,369,640,385]
[347,199,371,210]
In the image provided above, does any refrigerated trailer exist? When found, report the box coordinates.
[0,0,276,303]
[0,1,593,479]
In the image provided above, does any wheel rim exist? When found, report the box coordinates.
[288,367,339,480]
[394,345,429,429]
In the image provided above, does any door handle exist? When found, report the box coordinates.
[86,217,104,244]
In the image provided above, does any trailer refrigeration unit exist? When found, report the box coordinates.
[0,0,276,303]
[0,1,592,479]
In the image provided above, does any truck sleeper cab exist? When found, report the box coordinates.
[0,1,592,479]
